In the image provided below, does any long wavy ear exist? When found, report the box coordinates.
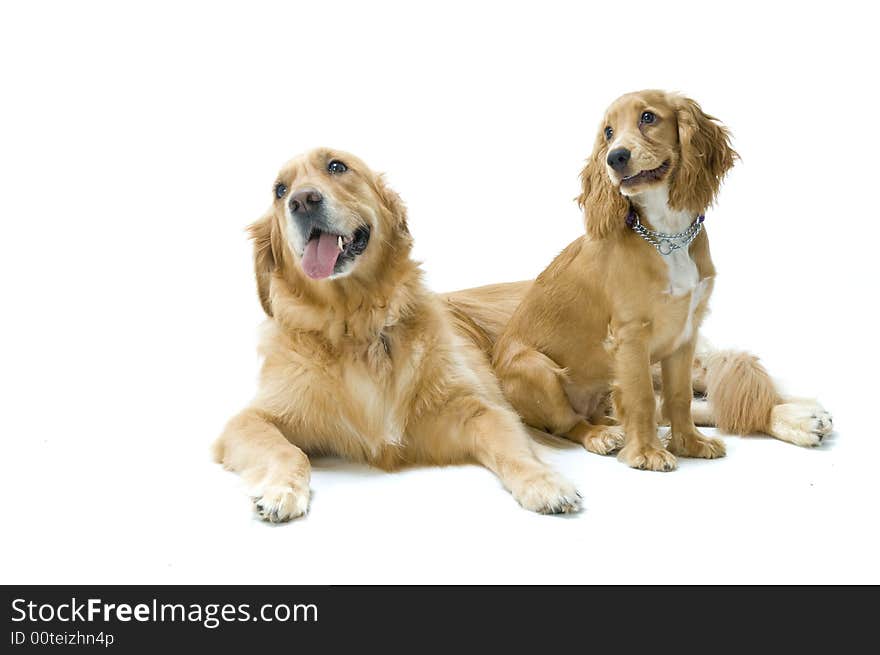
[668,96,738,213]
[372,174,413,251]
[372,174,407,227]
[577,130,629,240]
[247,211,282,316]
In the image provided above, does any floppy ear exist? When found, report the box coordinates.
[373,174,408,229]
[577,130,629,240]
[668,96,738,214]
[372,174,414,253]
[247,211,281,317]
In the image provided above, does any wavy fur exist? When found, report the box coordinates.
[578,130,630,240]
[214,149,581,521]
[668,96,738,213]
[703,350,779,435]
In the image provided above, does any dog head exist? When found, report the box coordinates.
[248,148,410,315]
[579,90,737,239]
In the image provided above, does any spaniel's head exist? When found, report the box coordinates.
[248,148,410,315]
[578,90,737,239]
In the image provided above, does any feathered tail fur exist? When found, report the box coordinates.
[697,347,780,435]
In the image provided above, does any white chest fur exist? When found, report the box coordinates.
[663,248,700,296]
[633,185,708,348]
[634,185,701,297]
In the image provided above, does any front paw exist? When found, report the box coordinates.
[513,469,582,515]
[770,402,833,447]
[668,430,726,459]
[252,480,310,523]
[583,425,626,455]
[618,442,678,472]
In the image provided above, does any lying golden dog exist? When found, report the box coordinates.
[213,148,581,521]
[445,90,832,472]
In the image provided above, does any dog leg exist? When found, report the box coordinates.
[661,339,726,459]
[493,341,583,433]
[470,405,582,514]
[614,321,678,471]
[563,420,626,455]
[213,408,311,523]
[493,341,622,456]
[767,399,834,447]
[688,395,831,446]
[693,340,833,446]
[414,395,581,514]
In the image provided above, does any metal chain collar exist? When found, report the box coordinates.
[625,209,705,256]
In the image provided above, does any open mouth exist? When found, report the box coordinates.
[620,160,670,187]
[301,225,371,280]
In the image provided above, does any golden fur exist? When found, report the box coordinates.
[693,349,832,447]
[446,282,833,448]
[480,90,735,471]
[213,149,580,521]
[445,90,831,457]
[701,350,780,434]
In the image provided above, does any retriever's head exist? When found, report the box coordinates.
[248,148,410,314]
[578,90,737,239]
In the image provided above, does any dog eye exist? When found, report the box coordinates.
[604,127,613,141]
[274,182,287,199]
[640,111,656,124]
[327,160,348,174]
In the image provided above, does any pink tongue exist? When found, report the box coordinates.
[301,232,342,279]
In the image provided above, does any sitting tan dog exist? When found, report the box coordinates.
[445,90,832,471]
[213,149,581,521]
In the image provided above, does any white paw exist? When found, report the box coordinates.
[252,481,310,523]
[513,470,582,515]
[769,401,833,447]
[658,429,671,448]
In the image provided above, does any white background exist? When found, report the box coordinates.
[2,1,878,584]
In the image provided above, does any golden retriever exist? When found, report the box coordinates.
[212,148,581,521]
[444,90,832,472]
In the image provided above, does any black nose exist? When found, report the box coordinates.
[289,187,323,214]
[606,148,631,172]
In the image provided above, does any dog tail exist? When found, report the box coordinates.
[698,342,781,435]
